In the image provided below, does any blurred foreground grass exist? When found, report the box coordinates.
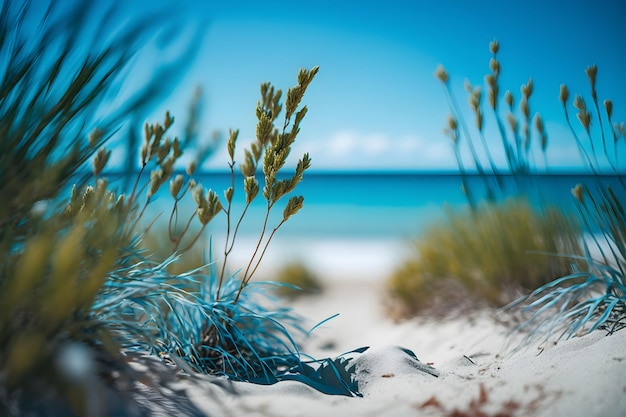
[0,1,355,414]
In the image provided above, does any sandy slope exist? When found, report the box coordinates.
[178,277,626,417]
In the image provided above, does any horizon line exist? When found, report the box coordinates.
[95,168,626,177]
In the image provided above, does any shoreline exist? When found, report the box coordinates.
[212,235,413,283]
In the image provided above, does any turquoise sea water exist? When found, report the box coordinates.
[139,172,625,240]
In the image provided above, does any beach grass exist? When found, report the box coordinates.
[388,198,582,317]
[273,261,324,298]
[2,2,625,413]
[389,41,584,318]
[506,64,626,348]
[396,40,626,347]
[0,1,363,413]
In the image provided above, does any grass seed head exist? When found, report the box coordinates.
[520,98,529,120]
[573,94,586,111]
[164,110,174,130]
[435,65,449,84]
[241,150,256,177]
[197,190,222,225]
[93,148,110,177]
[560,84,569,105]
[504,90,514,108]
[476,109,483,131]
[224,186,234,203]
[489,58,500,76]
[571,183,585,203]
[585,64,598,99]
[88,128,103,148]
[489,39,499,54]
[192,185,206,208]
[170,174,184,199]
[148,169,164,198]
[447,115,457,131]
[283,195,304,221]
[227,129,239,160]
[507,113,518,133]
[534,113,544,134]
[577,111,591,131]
[186,160,197,176]
[521,78,533,99]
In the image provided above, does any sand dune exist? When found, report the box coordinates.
[174,273,626,417]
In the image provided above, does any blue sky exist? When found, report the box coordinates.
[113,1,626,171]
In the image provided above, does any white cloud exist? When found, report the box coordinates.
[328,130,359,156]
[293,129,457,170]
[325,130,391,156]
[131,121,603,173]
[198,128,464,171]
[362,133,390,154]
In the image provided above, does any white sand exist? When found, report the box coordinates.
[213,235,413,283]
[177,237,626,416]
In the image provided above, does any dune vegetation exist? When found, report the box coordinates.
[0,2,373,414]
[388,199,581,317]
[273,261,324,298]
[389,40,626,348]
[1,1,624,413]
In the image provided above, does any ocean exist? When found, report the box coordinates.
[143,172,623,237]
[126,172,624,280]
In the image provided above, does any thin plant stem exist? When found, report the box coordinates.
[172,209,199,252]
[128,161,148,206]
[241,204,273,286]
[443,83,494,203]
[227,203,251,255]
[168,200,179,242]
[609,119,619,169]
[247,223,284,281]
[577,195,608,266]
[445,85,486,175]
[563,105,596,174]
[134,198,152,230]
[590,93,608,161]
[595,187,625,276]
[493,111,516,174]
[168,182,192,243]
[217,163,236,300]
[123,166,151,236]
[453,143,475,210]
[477,129,504,192]
[178,224,206,253]
[234,219,285,304]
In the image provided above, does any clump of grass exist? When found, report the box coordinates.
[0,1,209,414]
[430,40,626,345]
[507,66,626,347]
[1,0,360,412]
[434,39,549,207]
[388,198,581,317]
[273,261,324,298]
[56,64,318,395]
[389,40,594,320]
